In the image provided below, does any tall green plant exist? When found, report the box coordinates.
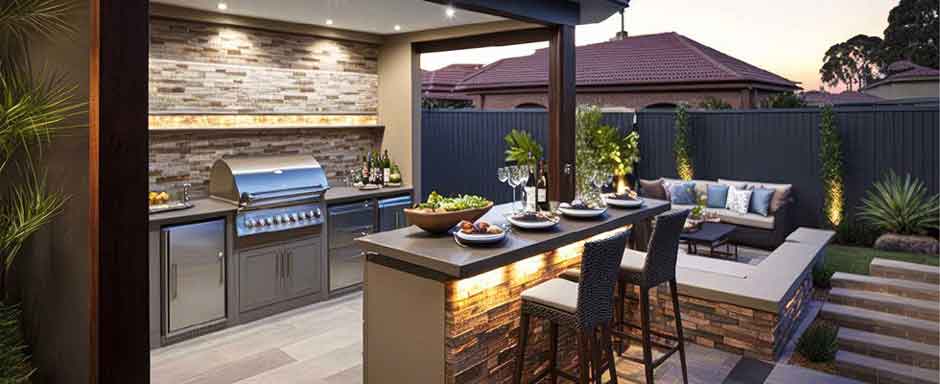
[673,104,693,180]
[819,105,844,227]
[858,171,939,235]
[504,129,543,167]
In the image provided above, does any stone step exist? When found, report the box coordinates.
[871,258,940,285]
[838,328,940,370]
[820,303,939,345]
[829,287,940,322]
[831,272,940,302]
[836,350,940,384]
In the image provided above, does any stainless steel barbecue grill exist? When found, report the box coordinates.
[210,155,329,239]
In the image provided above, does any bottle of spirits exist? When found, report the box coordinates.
[382,150,391,185]
[537,160,549,211]
[361,154,370,185]
[524,164,536,212]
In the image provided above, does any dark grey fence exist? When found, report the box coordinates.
[421,107,939,228]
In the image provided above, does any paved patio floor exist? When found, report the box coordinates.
[151,292,860,384]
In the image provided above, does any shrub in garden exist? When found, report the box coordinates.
[858,171,939,236]
[797,322,839,363]
[812,264,835,289]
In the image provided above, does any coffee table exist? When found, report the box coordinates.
[680,222,738,260]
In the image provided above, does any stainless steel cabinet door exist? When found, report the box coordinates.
[329,245,364,291]
[164,220,226,334]
[285,239,322,298]
[238,246,282,312]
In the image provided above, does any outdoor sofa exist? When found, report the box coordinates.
[639,177,796,250]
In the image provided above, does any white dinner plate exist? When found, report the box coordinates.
[558,203,607,218]
[507,215,559,229]
[455,230,507,244]
[605,195,644,208]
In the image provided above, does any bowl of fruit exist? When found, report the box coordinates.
[404,191,493,234]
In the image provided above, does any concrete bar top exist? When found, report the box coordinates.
[356,199,670,280]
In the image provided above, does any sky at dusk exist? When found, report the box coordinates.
[421,0,898,92]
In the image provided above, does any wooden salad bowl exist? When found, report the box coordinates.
[404,202,494,234]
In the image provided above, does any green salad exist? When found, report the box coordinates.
[416,191,490,212]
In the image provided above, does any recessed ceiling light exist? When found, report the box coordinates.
[445,7,456,18]
[325,19,334,25]
[393,24,401,31]
[217,2,228,10]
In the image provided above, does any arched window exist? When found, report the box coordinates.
[514,103,546,109]
[643,102,679,110]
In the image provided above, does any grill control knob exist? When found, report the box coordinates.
[291,213,299,222]
[265,217,273,226]
[307,210,315,219]
[245,218,255,227]
[314,208,322,218]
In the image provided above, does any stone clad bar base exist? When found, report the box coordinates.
[441,240,814,384]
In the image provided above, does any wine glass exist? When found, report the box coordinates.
[506,166,521,212]
[497,167,511,208]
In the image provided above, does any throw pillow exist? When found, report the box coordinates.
[668,182,696,205]
[706,184,729,208]
[639,178,667,200]
[725,186,752,214]
[749,187,775,216]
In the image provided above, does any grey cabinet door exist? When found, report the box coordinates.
[239,246,282,312]
[285,239,322,299]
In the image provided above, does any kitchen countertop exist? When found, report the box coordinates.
[356,200,670,280]
[148,185,413,225]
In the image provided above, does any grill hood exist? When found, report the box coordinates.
[209,155,329,207]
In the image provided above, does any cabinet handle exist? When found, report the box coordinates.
[218,251,224,285]
[171,263,178,300]
[276,252,281,279]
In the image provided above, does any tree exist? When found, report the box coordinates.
[697,97,732,110]
[761,92,807,109]
[882,0,939,69]
[819,34,885,91]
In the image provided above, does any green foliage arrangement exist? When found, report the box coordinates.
[673,104,693,180]
[834,221,879,247]
[697,97,732,110]
[819,106,844,228]
[503,129,543,167]
[0,303,33,382]
[575,105,641,177]
[761,92,807,109]
[797,322,839,363]
[858,171,940,236]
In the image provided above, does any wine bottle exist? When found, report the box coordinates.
[382,150,391,185]
[537,160,549,211]
[372,150,382,185]
[524,164,536,212]
[361,154,370,185]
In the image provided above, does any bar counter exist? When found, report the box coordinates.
[356,200,669,384]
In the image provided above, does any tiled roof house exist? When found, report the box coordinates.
[445,32,800,110]
[421,64,484,102]
[861,60,940,100]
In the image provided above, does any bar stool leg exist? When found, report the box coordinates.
[639,286,655,384]
[549,321,559,384]
[670,279,689,384]
[615,279,626,354]
[603,324,619,384]
[578,331,591,384]
[513,313,531,384]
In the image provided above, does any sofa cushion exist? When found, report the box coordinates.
[748,187,775,216]
[668,182,696,205]
[725,186,752,214]
[719,178,792,213]
[639,178,667,200]
[717,178,749,190]
[706,184,730,208]
[718,209,775,230]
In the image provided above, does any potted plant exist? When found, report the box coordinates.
[858,171,939,254]
[575,105,640,207]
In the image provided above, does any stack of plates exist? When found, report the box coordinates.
[507,214,559,229]
[558,203,607,218]
[605,195,644,208]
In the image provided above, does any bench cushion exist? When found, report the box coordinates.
[718,209,775,230]
[521,278,578,313]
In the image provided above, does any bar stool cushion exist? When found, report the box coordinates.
[520,278,578,314]
[620,248,647,284]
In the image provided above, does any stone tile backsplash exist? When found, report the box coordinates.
[149,127,383,198]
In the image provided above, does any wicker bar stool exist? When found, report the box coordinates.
[613,209,690,384]
[513,230,629,384]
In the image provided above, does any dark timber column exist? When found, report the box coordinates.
[90,0,150,382]
[548,24,576,202]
